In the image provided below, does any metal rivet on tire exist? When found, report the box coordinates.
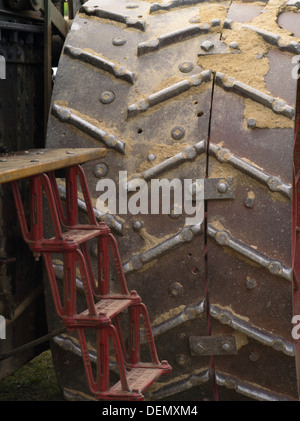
[112,36,127,46]
[99,91,115,104]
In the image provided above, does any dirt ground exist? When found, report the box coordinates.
[0,350,63,401]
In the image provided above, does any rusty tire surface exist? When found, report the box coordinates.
[45,0,300,401]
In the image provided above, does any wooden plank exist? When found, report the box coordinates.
[0,148,106,184]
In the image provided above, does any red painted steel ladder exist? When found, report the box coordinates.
[1,148,171,400]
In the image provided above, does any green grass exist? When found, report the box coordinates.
[0,350,62,401]
[64,1,68,17]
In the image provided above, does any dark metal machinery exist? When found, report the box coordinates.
[0,0,70,380]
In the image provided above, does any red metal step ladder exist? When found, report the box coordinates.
[0,148,171,400]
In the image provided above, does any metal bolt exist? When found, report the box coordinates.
[168,282,183,297]
[171,126,185,140]
[247,118,256,129]
[245,196,255,208]
[33,252,40,261]
[219,313,231,325]
[229,41,239,49]
[245,278,256,290]
[178,61,194,73]
[221,341,232,352]
[217,181,228,194]
[93,163,108,178]
[273,99,286,112]
[215,231,229,246]
[267,176,281,192]
[268,261,282,275]
[147,153,156,162]
[99,91,115,104]
[181,228,193,242]
[112,36,127,46]
[133,220,143,231]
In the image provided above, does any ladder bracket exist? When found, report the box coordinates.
[189,335,238,356]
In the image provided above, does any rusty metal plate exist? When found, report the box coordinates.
[189,335,238,356]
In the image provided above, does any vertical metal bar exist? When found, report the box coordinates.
[97,237,102,296]
[138,303,160,365]
[76,249,97,316]
[29,175,43,242]
[67,0,74,20]
[99,235,110,296]
[63,252,77,318]
[114,316,130,363]
[109,325,130,392]
[11,181,30,242]
[66,166,79,226]
[77,328,97,393]
[77,165,97,225]
[43,253,64,317]
[97,326,110,393]
[81,242,98,296]
[40,174,63,239]
[108,234,130,295]
[129,304,140,365]
[48,171,68,226]
[44,0,52,141]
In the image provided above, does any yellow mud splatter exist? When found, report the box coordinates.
[198,0,299,129]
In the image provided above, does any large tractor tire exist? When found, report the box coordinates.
[45,0,300,401]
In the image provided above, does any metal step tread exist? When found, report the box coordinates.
[61,228,101,244]
[110,366,165,394]
[80,298,132,319]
